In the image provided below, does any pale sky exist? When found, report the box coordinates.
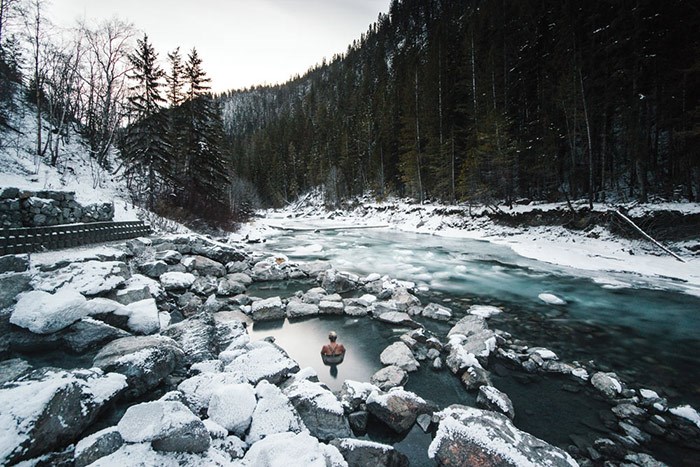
[49,0,390,93]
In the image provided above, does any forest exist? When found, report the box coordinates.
[1,0,699,226]
[219,0,700,208]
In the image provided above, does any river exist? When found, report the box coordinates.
[246,226,700,465]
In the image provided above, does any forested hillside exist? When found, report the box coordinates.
[220,0,700,207]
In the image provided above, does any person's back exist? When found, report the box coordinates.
[321,331,345,356]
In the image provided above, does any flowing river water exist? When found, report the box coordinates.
[247,226,700,466]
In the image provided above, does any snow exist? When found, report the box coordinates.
[640,389,660,399]
[10,287,87,334]
[239,431,347,467]
[480,386,511,413]
[333,438,392,452]
[159,272,196,290]
[208,383,257,435]
[247,381,304,444]
[116,401,202,443]
[74,427,121,459]
[670,405,700,428]
[538,293,567,305]
[87,442,231,467]
[125,299,160,334]
[468,305,503,318]
[177,373,247,414]
[225,341,299,385]
[31,260,128,296]
[283,379,345,415]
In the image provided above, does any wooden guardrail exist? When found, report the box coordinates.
[0,221,152,255]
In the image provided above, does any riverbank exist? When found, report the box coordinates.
[234,193,700,297]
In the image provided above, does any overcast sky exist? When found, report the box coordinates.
[49,0,390,93]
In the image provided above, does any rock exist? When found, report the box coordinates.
[0,368,127,465]
[125,237,150,256]
[612,403,647,420]
[154,250,182,265]
[162,312,218,365]
[0,273,31,310]
[339,380,381,413]
[366,387,436,433]
[117,400,210,453]
[208,383,257,436]
[139,260,168,278]
[461,365,493,390]
[182,255,226,277]
[283,378,352,441]
[538,293,567,305]
[448,315,489,338]
[247,381,304,444]
[319,300,345,315]
[302,287,328,304]
[370,365,409,391]
[669,404,700,428]
[251,296,285,321]
[375,311,420,328]
[345,305,369,316]
[189,238,247,265]
[61,318,131,353]
[191,276,217,296]
[286,300,320,318]
[85,297,159,335]
[298,260,333,277]
[74,427,124,467]
[93,335,183,398]
[330,438,409,467]
[430,405,577,467]
[422,303,452,321]
[10,287,88,334]
[241,431,346,466]
[445,343,481,374]
[468,305,503,318]
[619,420,651,444]
[417,413,432,432]
[476,385,515,420]
[0,358,33,385]
[217,276,246,296]
[623,453,668,467]
[177,372,247,415]
[320,269,360,293]
[380,342,420,372]
[110,274,159,305]
[32,260,130,296]
[449,328,497,363]
[527,347,558,360]
[348,411,369,433]
[0,254,29,273]
[391,288,421,311]
[591,372,623,399]
[225,340,299,385]
[212,311,250,350]
[159,271,196,291]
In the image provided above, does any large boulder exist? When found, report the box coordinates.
[286,300,320,318]
[0,368,127,465]
[370,365,408,391]
[162,312,218,365]
[251,296,285,321]
[217,276,246,296]
[117,400,210,453]
[320,269,360,294]
[74,427,124,467]
[139,260,168,279]
[380,342,419,372]
[283,378,352,441]
[247,381,305,444]
[159,272,196,291]
[212,311,250,350]
[93,335,183,398]
[476,385,515,420]
[208,383,257,437]
[85,297,159,335]
[177,372,247,415]
[182,255,226,277]
[0,358,33,385]
[241,431,347,466]
[189,237,247,265]
[422,303,452,321]
[0,273,31,310]
[375,311,420,328]
[32,260,130,296]
[591,372,623,399]
[338,380,381,413]
[10,287,88,334]
[366,388,437,433]
[0,254,29,274]
[61,318,131,353]
[429,406,577,467]
[330,438,409,467]
[109,274,161,305]
[225,340,299,385]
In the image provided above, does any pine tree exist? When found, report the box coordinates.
[121,34,170,210]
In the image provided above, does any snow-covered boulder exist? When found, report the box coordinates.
[302,287,328,304]
[330,438,408,467]
[461,365,493,391]
[338,380,380,413]
[241,430,347,466]
[109,273,161,305]
[189,237,247,265]
[182,255,226,277]
[139,260,168,279]
[159,271,196,291]
[10,287,87,334]
[61,318,131,353]
[213,311,250,350]
[366,388,436,433]
[319,300,345,315]
[177,372,246,415]
[162,312,218,365]
[0,358,32,385]
[93,335,183,398]
[225,340,300,385]
[251,259,287,282]
[0,368,126,465]
[217,276,246,296]
[591,372,623,399]
[320,269,360,294]
[0,254,29,274]
[251,296,285,321]
[448,314,488,337]
[117,400,210,453]
[286,300,320,318]
[422,303,452,321]
[208,383,257,436]
[429,406,577,467]
[391,288,421,312]
[476,385,515,420]
[468,305,503,318]
[32,260,130,296]
[154,249,182,265]
[380,342,419,372]
[85,297,158,335]
[370,365,408,391]
[191,276,218,296]
[283,378,352,441]
[247,381,305,444]
[375,311,420,328]
[74,427,124,467]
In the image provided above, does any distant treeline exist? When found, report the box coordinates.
[219,0,700,207]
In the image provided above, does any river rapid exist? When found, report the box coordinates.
[246,226,700,465]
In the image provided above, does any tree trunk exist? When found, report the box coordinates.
[414,67,424,203]
[579,69,594,209]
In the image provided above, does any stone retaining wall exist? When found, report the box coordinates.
[0,187,114,228]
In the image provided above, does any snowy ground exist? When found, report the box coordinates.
[234,192,700,297]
